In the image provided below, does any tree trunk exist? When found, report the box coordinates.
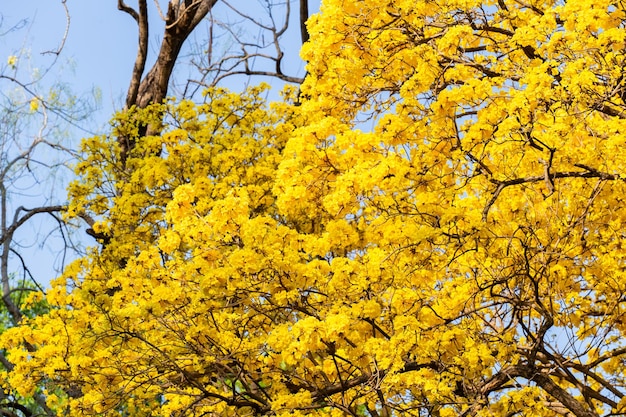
[119,0,218,161]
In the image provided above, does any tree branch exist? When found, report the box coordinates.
[300,0,309,45]
[124,0,149,108]
[482,166,622,221]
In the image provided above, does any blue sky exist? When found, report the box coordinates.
[3,1,142,122]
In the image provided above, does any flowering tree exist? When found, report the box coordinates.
[6,0,626,416]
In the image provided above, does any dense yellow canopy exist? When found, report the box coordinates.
[4,0,626,416]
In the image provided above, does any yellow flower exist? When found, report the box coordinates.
[7,55,17,68]
[29,98,39,113]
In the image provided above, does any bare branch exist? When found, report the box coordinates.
[300,0,309,44]
[0,206,66,248]
[482,166,622,221]
[184,0,307,92]
[124,0,149,108]
[42,0,70,56]
[208,69,304,87]
[117,0,139,22]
